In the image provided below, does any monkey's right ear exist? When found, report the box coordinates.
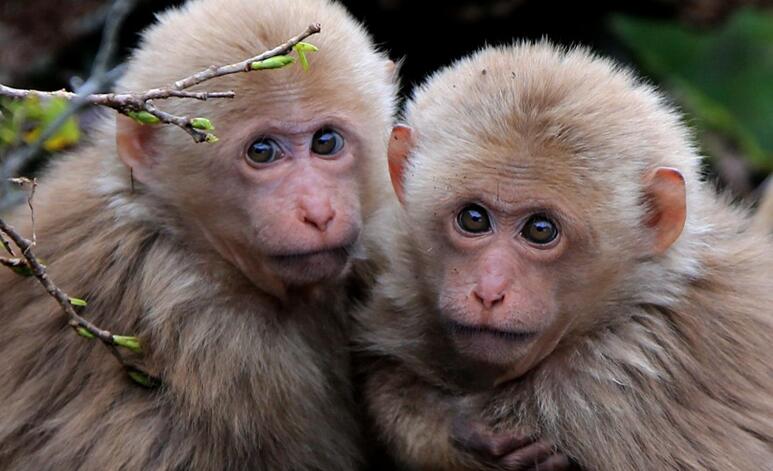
[643,167,687,255]
[387,125,414,205]
[116,114,158,183]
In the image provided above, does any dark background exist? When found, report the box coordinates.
[0,0,741,91]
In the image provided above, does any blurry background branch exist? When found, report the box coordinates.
[0,0,136,210]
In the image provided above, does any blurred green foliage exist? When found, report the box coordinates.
[612,8,773,172]
[0,97,80,153]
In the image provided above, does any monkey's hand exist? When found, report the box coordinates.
[451,414,572,471]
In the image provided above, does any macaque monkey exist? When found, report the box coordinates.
[0,0,397,469]
[357,42,773,471]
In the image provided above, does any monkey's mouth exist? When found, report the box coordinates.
[267,241,357,284]
[270,244,353,263]
[443,320,538,367]
[445,321,537,343]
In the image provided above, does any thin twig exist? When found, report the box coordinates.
[0,231,14,256]
[172,23,321,90]
[0,217,159,385]
[0,257,24,269]
[9,177,37,245]
[90,0,136,79]
[0,85,236,104]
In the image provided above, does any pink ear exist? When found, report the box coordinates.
[386,60,397,77]
[116,114,158,183]
[644,167,686,254]
[387,125,414,205]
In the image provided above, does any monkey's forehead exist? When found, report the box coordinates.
[116,0,396,120]
[404,41,694,177]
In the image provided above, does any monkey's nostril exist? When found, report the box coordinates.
[473,289,505,309]
[299,197,336,232]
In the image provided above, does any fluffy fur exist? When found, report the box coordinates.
[358,42,773,470]
[0,0,396,469]
[754,179,773,233]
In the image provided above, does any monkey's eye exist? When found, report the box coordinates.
[247,138,283,165]
[521,214,558,245]
[246,137,284,165]
[457,204,492,234]
[311,129,344,156]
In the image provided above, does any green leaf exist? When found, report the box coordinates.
[297,52,310,72]
[127,368,160,388]
[126,110,161,125]
[293,42,319,72]
[1,96,80,152]
[76,327,95,339]
[294,42,319,53]
[69,297,88,307]
[113,335,142,353]
[250,55,295,70]
[190,117,214,131]
[40,97,80,151]
[204,133,219,144]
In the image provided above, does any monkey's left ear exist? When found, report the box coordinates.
[116,114,158,184]
[387,125,414,205]
[643,167,686,255]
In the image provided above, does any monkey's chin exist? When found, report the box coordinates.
[444,320,536,368]
[268,245,353,286]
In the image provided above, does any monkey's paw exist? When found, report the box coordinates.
[450,415,572,471]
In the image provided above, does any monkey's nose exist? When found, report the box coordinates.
[473,289,505,309]
[299,196,336,232]
[472,275,508,309]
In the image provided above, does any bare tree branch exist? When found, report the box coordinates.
[91,0,137,79]
[0,256,25,270]
[0,23,322,144]
[0,215,160,387]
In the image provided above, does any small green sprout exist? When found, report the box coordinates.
[69,297,88,307]
[250,55,296,70]
[113,335,142,354]
[190,117,215,131]
[76,327,95,339]
[126,110,161,125]
[293,42,319,72]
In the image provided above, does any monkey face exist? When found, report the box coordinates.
[197,114,367,288]
[423,177,594,375]
[117,106,379,294]
[114,3,397,298]
[388,127,605,378]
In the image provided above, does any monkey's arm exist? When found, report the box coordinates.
[364,359,479,470]
[364,359,569,471]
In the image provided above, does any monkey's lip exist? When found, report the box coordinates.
[267,242,355,264]
[444,320,537,343]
